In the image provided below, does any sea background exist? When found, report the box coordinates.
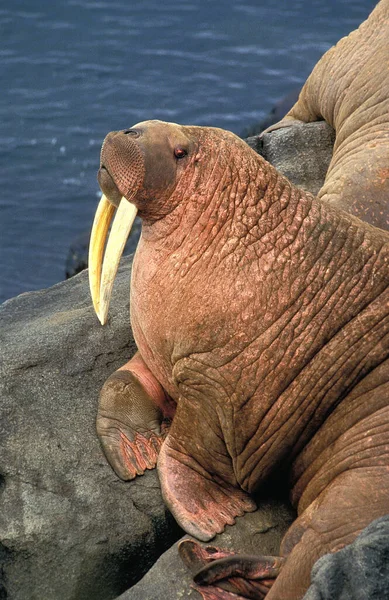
[0,0,376,303]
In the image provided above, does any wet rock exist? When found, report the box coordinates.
[65,230,92,278]
[0,260,182,600]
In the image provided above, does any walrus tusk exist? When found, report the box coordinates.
[99,197,138,325]
[89,194,138,325]
[88,194,115,318]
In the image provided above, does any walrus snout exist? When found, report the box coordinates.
[89,120,199,326]
[89,129,146,325]
[99,130,145,202]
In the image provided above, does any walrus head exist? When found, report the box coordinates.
[89,120,199,325]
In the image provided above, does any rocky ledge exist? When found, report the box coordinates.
[3,122,386,600]
[0,258,183,600]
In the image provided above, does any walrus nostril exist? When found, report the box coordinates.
[123,128,140,138]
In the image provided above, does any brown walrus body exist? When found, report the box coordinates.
[89,2,389,599]
[265,0,389,231]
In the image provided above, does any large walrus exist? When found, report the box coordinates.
[88,1,389,598]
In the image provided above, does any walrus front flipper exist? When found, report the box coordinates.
[96,352,175,479]
[158,399,256,541]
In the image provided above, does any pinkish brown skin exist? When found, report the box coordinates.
[263,0,389,231]
[96,118,389,599]
[97,352,175,479]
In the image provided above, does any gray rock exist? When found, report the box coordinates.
[259,121,335,196]
[0,259,182,600]
[120,500,295,600]
[304,516,389,600]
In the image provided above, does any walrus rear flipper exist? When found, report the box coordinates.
[158,399,256,541]
[179,539,283,599]
[260,115,307,137]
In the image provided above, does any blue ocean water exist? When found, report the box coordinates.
[0,0,376,303]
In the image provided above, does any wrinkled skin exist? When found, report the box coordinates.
[263,0,389,231]
[93,119,389,599]
[91,4,389,599]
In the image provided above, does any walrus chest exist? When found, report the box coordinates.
[129,238,266,399]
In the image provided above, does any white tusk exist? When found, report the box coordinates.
[88,194,115,318]
[98,197,138,325]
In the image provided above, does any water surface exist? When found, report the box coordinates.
[0,0,376,302]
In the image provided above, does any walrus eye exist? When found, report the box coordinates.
[174,146,187,159]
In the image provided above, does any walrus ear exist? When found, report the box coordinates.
[157,400,256,541]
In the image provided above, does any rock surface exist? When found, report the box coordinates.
[253,120,336,196]
[0,121,336,600]
[0,261,182,600]
[242,87,301,137]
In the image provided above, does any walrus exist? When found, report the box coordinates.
[261,0,389,232]
[88,2,389,599]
